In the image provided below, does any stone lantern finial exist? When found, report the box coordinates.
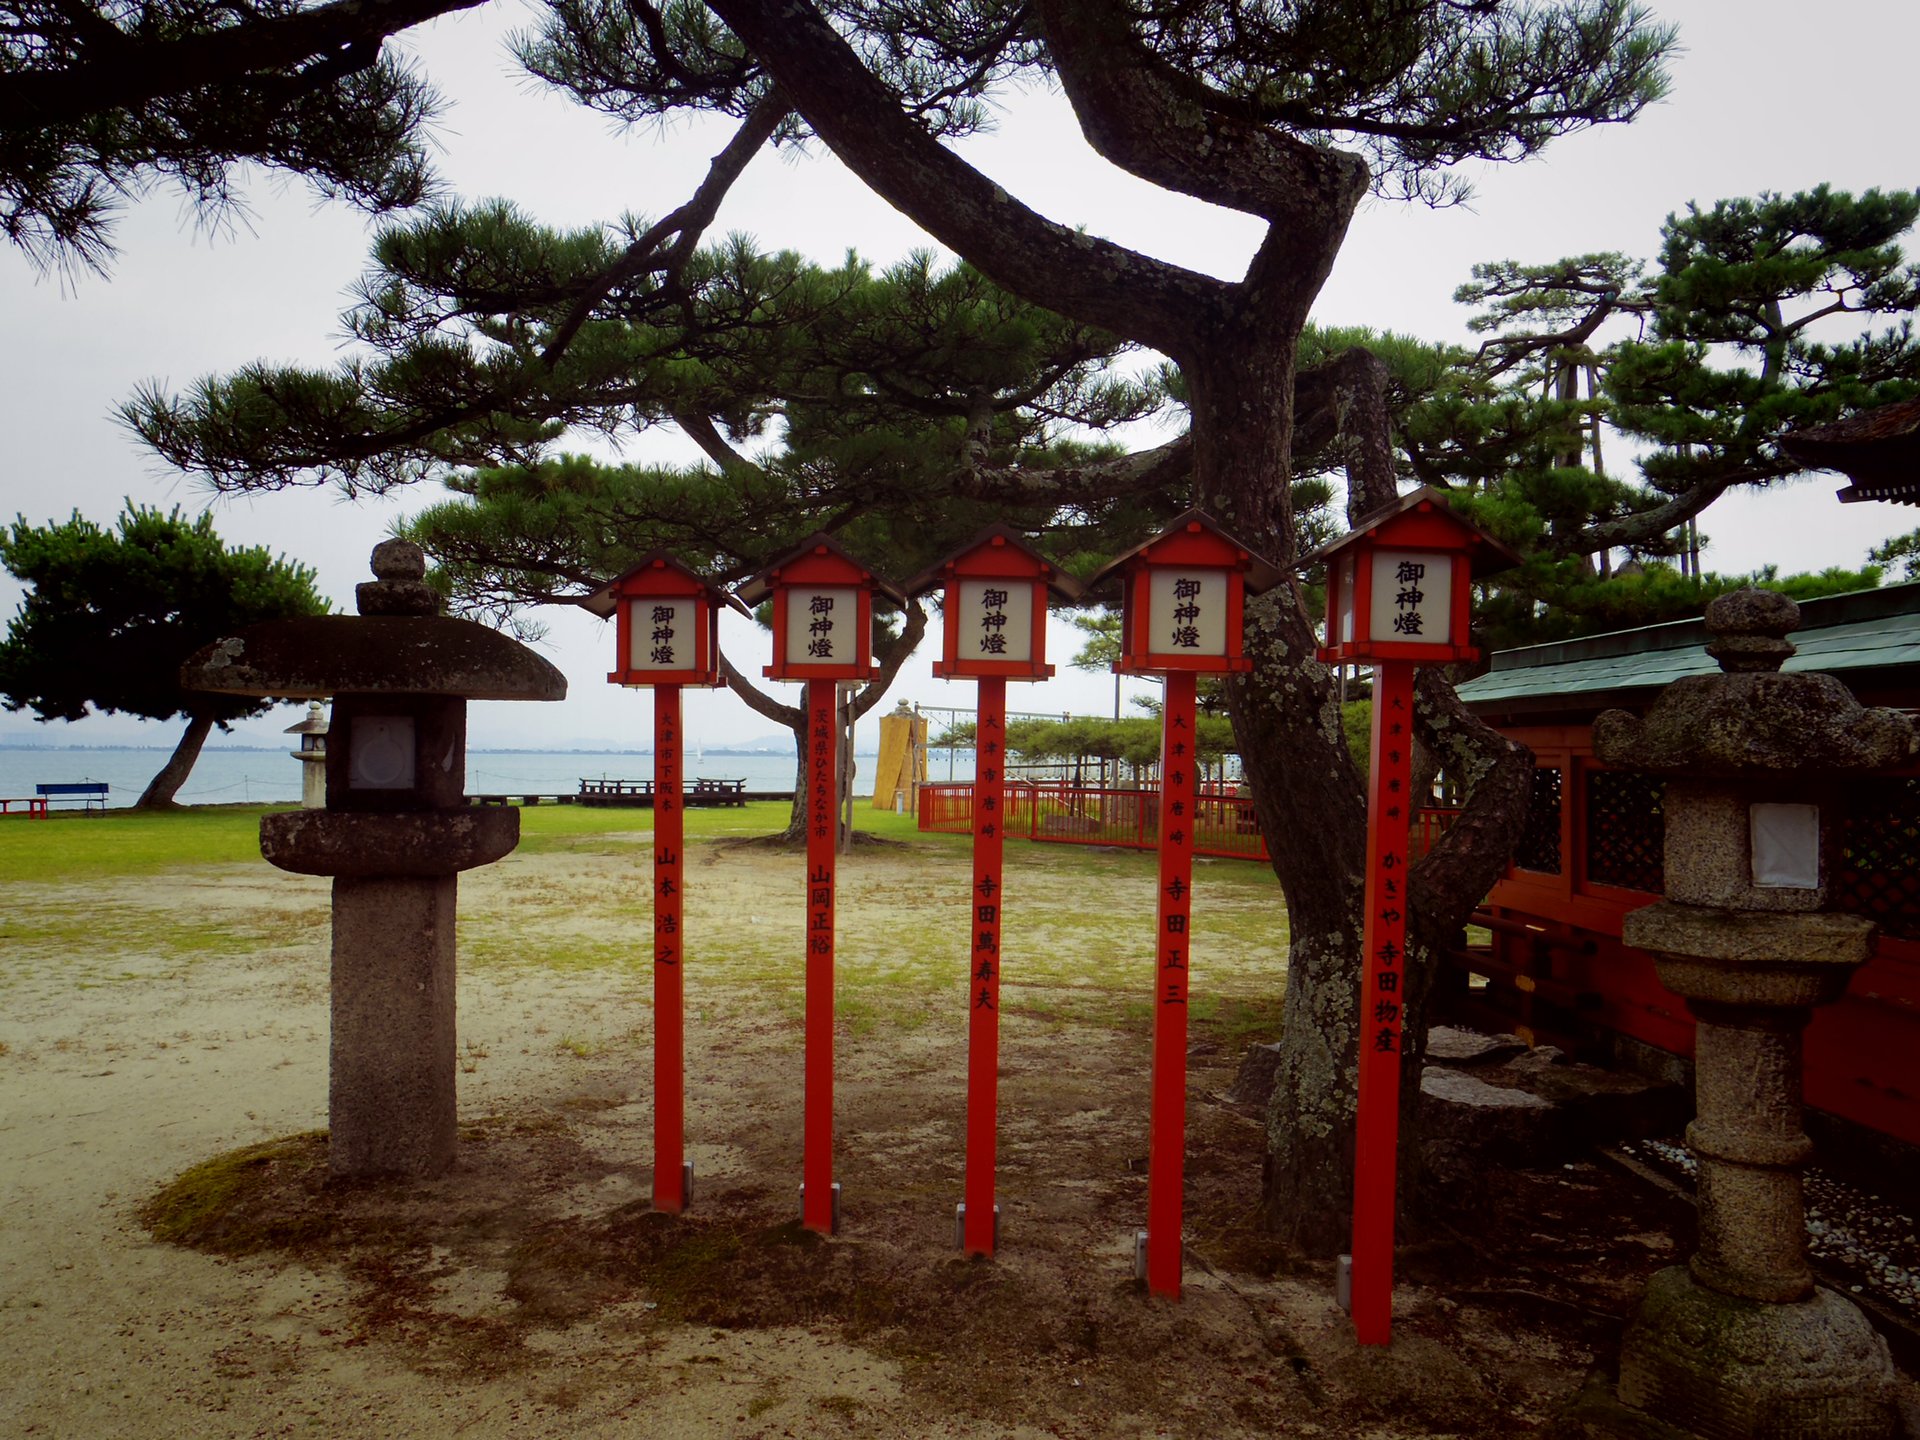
[1704,587,1798,673]
[1593,592,1909,781]
[357,539,441,617]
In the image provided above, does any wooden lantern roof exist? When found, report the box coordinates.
[1780,397,1920,507]
[901,524,1087,600]
[1300,486,1521,577]
[733,533,907,610]
[1085,510,1284,595]
[580,551,750,618]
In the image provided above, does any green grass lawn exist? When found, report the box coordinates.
[1,798,1291,1047]
[0,804,290,882]
[0,799,881,878]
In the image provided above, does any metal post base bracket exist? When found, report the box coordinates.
[1134,1230,1148,1282]
[800,1182,843,1235]
[954,1202,1001,1252]
[682,1160,695,1211]
[1336,1253,1353,1313]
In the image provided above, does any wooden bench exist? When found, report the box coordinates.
[38,781,109,813]
[0,795,49,818]
[576,778,655,807]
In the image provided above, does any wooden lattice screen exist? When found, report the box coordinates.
[1835,776,1920,941]
[1584,770,1665,893]
[1514,765,1563,875]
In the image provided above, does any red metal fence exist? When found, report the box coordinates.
[918,782,1460,865]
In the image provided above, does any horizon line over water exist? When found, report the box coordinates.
[0,743,831,756]
[0,747,977,810]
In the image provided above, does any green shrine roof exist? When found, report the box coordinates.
[1455,581,1920,724]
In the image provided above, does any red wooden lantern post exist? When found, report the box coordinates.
[738,535,899,1235]
[1306,486,1517,1345]
[589,553,737,1215]
[906,526,1086,1258]
[1090,513,1279,1299]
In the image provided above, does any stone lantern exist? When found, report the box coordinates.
[182,540,566,1177]
[1592,589,1913,1440]
[284,700,329,810]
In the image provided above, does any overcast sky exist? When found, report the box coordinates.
[3,0,1918,752]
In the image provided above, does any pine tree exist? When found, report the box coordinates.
[0,505,327,806]
[93,0,1677,1249]
[1444,186,1920,643]
[1,0,474,275]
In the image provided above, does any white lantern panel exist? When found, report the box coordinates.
[1146,568,1230,658]
[1369,551,1453,645]
[785,586,859,667]
[1336,554,1356,645]
[1752,802,1821,888]
[349,715,416,790]
[957,578,1034,665]
[629,597,694,672]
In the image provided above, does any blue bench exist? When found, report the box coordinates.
[37,781,109,813]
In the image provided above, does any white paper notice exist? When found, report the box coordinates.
[1751,802,1821,888]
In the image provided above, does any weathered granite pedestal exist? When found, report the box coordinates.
[183,541,565,1177]
[1587,589,1913,1440]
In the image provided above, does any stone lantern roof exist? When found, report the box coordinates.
[182,540,566,703]
[1592,589,1913,777]
[283,700,328,737]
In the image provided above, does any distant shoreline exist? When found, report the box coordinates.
[0,744,825,757]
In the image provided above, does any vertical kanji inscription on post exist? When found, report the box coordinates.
[1351,665,1414,1342]
[965,676,1008,1255]
[1145,670,1199,1296]
[737,533,898,1238]
[1304,485,1518,1345]
[652,683,687,1212]
[1086,511,1279,1300]
[803,678,838,1233]
[593,552,735,1218]
[903,525,1085,1259]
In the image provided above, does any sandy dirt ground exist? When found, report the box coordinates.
[2,835,1912,1438]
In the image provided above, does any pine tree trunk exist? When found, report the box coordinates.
[1180,331,1381,1254]
[1189,335,1534,1256]
[780,716,809,843]
[137,710,216,809]
[1232,589,1372,1256]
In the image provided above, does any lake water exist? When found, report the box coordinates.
[0,745,977,810]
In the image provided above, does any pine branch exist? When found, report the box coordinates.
[0,0,486,132]
[706,0,1227,355]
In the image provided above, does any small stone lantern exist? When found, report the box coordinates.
[1592,589,1912,1440]
[182,540,566,1177]
[284,700,329,810]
